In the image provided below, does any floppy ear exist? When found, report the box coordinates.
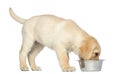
[79,38,93,60]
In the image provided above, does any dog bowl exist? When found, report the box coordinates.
[78,60,103,71]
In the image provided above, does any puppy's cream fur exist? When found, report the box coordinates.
[9,8,101,72]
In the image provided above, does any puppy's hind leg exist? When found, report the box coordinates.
[28,41,44,71]
[19,35,35,71]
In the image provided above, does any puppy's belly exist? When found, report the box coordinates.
[37,37,55,48]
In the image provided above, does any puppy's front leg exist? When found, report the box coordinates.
[54,44,76,72]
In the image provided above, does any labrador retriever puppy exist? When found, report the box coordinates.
[9,8,101,72]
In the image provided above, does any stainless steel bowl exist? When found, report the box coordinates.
[78,60,103,71]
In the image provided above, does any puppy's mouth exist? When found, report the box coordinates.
[80,57,99,61]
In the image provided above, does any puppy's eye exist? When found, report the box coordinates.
[95,52,99,57]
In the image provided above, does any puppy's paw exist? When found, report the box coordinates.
[31,66,41,71]
[20,66,29,71]
[62,66,76,72]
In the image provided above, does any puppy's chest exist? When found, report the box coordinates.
[64,42,77,52]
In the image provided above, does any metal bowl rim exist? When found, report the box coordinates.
[77,59,105,62]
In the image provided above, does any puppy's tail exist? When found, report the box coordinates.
[9,8,27,24]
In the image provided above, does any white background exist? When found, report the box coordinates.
[0,0,120,74]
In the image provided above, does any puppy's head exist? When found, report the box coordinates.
[79,36,101,60]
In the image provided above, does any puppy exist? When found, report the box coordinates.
[9,8,101,72]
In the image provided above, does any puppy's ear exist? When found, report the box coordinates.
[79,38,92,60]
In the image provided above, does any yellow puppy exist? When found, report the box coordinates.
[9,8,101,72]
